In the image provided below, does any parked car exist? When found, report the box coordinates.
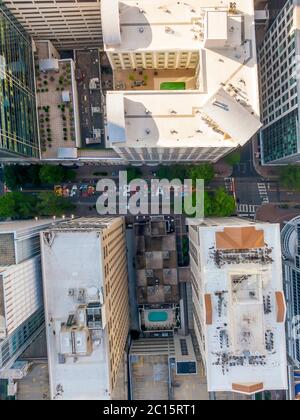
[70,185,79,197]
[54,185,63,196]
[87,185,96,196]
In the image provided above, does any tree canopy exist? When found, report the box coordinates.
[36,192,76,217]
[208,188,236,216]
[126,167,143,183]
[0,192,37,219]
[225,151,241,166]
[4,164,76,190]
[4,165,42,190]
[185,188,236,218]
[156,164,215,184]
[39,165,76,185]
[280,165,300,191]
[0,192,75,219]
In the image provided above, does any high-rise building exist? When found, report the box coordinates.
[40,217,129,400]
[259,0,300,165]
[3,0,102,50]
[102,0,261,164]
[0,219,58,376]
[0,2,39,159]
[281,215,300,367]
[188,217,288,395]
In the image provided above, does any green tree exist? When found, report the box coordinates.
[0,193,18,218]
[36,192,75,216]
[187,164,215,184]
[0,192,37,219]
[16,193,38,218]
[4,165,41,190]
[126,167,142,183]
[39,165,76,185]
[280,165,300,190]
[210,188,236,217]
[225,151,241,166]
[39,165,65,184]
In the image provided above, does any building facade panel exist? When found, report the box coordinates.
[0,2,39,158]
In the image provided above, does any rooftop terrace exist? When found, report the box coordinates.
[35,41,81,160]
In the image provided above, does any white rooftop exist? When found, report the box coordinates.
[106,89,261,149]
[104,0,261,150]
[102,0,257,57]
[195,220,288,393]
[41,227,110,400]
[102,0,254,52]
[0,218,59,235]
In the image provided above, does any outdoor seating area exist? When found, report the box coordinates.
[114,68,197,91]
[34,41,80,159]
[36,60,79,158]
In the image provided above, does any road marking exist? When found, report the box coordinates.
[237,204,259,219]
[257,183,269,204]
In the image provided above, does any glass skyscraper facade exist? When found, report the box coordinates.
[0,2,39,158]
[282,216,300,367]
[259,0,300,164]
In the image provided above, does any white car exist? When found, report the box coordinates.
[70,185,78,197]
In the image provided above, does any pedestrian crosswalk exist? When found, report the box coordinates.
[257,183,269,204]
[237,204,259,218]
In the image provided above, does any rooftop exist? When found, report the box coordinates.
[134,217,180,307]
[104,0,261,151]
[35,41,81,160]
[102,0,204,52]
[194,220,288,393]
[40,219,121,400]
[0,218,59,235]
[107,89,261,149]
[102,0,253,52]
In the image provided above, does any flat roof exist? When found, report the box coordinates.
[104,0,261,150]
[106,89,261,149]
[41,228,110,400]
[193,221,288,393]
[0,219,59,235]
[205,11,228,41]
[103,0,256,52]
[102,0,204,51]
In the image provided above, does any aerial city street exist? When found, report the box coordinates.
[0,0,300,404]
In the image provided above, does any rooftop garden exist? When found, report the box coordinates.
[35,61,77,155]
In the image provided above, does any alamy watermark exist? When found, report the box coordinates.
[95,171,204,221]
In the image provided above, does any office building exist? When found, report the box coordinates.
[102,0,261,164]
[189,217,288,395]
[281,215,300,367]
[259,0,300,164]
[0,219,57,376]
[3,0,102,50]
[0,2,39,159]
[40,217,129,400]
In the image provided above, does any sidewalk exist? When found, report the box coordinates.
[214,160,233,178]
[255,203,300,227]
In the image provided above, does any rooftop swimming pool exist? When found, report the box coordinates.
[148,311,168,323]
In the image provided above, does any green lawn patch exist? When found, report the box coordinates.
[160,82,186,90]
